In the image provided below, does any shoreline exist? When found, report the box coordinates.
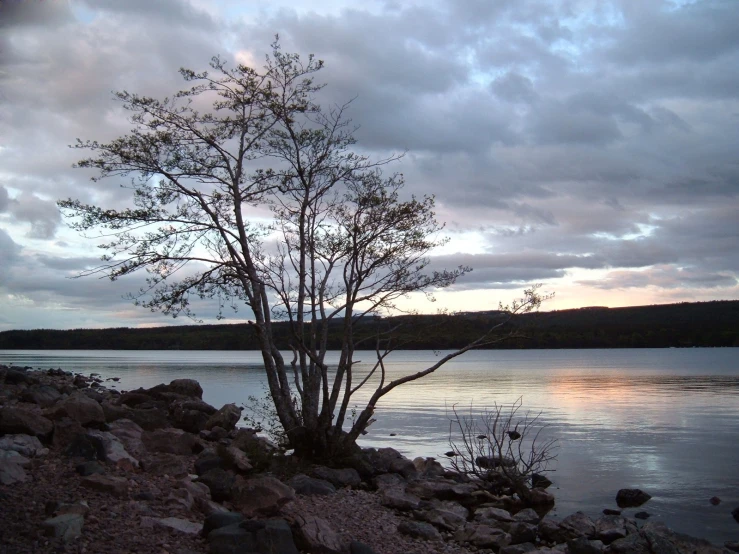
[0,364,735,553]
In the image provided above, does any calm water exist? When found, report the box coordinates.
[1,348,737,544]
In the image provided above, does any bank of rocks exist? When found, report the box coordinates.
[0,364,733,554]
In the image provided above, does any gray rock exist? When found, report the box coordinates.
[509,521,537,545]
[732,506,739,523]
[374,472,406,490]
[594,515,633,544]
[86,430,139,468]
[292,513,349,554]
[22,384,62,408]
[725,541,739,553]
[232,475,295,516]
[75,461,106,476]
[287,474,336,496]
[208,523,257,554]
[196,453,226,475]
[500,543,538,554]
[0,406,53,437]
[529,487,556,505]
[559,511,596,540]
[538,518,565,543]
[220,445,253,473]
[455,522,511,549]
[42,513,84,542]
[205,403,242,431]
[51,392,105,426]
[398,520,442,541]
[416,504,468,531]
[474,506,515,527]
[567,537,604,554]
[140,516,201,534]
[64,433,106,461]
[350,541,378,554]
[380,486,422,511]
[615,488,651,508]
[0,434,48,457]
[413,457,446,478]
[52,418,86,450]
[141,453,191,477]
[606,533,651,553]
[202,511,245,537]
[170,399,217,433]
[255,519,299,554]
[514,508,541,525]
[143,427,197,455]
[0,455,28,484]
[199,468,236,502]
[312,466,362,488]
[80,474,128,497]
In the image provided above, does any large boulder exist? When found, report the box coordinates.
[380,486,422,511]
[48,392,105,426]
[86,430,139,468]
[455,523,511,549]
[80,474,128,497]
[292,513,349,554]
[142,428,197,455]
[108,419,145,458]
[232,475,295,516]
[0,406,54,437]
[287,474,336,496]
[21,384,62,408]
[0,452,29,484]
[41,513,84,542]
[312,466,362,488]
[205,403,242,431]
[0,434,49,457]
[140,453,191,477]
[616,488,651,508]
[170,398,216,433]
[558,511,596,541]
[199,468,236,502]
[398,521,443,541]
[146,379,203,400]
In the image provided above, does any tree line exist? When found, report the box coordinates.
[2,300,737,351]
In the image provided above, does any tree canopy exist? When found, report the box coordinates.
[60,41,545,457]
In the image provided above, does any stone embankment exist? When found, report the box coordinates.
[0,363,735,554]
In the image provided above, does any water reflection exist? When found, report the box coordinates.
[1,348,738,543]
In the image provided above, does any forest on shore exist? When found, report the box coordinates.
[1,300,737,350]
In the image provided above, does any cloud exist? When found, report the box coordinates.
[577,265,738,291]
[6,192,62,239]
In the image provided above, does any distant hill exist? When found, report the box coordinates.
[0,300,737,350]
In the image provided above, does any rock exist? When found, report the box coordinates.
[292,513,349,554]
[634,511,650,520]
[312,465,362,488]
[140,516,201,535]
[733,506,739,523]
[615,488,651,508]
[64,433,106,461]
[205,403,242,431]
[199,468,236,502]
[594,515,634,544]
[80,474,128,497]
[514,508,541,525]
[21,384,62,407]
[51,392,105,426]
[416,502,468,531]
[219,445,253,473]
[256,519,300,554]
[380,486,422,511]
[178,477,212,507]
[455,522,511,549]
[56,501,90,517]
[350,541,378,554]
[362,447,417,478]
[602,509,621,515]
[41,513,84,542]
[287,474,336,496]
[601,532,650,553]
[170,399,217,433]
[108,418,145,457]
[532,473,553,489]
[195,453,226,475]
[406,477,478,502]
[567,537,604,554]
[725,541,739,553]
[0,434,48,457]
[398,520,442,541]
[559,511,596,540]
[709,496,721,505]
[0,406,53,437]
[86,430,139,468]
[374,472,407,490]
[52,418,86,450]
[509,521,537,545]
[141,453,191,477]
[101,400,131,423]
[232,475,295,516]
[500,544,538,554]
[528,487,556,505]
[474,506,515,527]
[75,461,106,476]
[0,455,28,484]
[143,378,203,400]
[202,511,245,536]
[538,518,566,543]
[413,457,446,478]
[128,407,170,431]
[142,427,196,455]
[208,522,258,554]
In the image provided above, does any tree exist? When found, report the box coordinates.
[59,41,546,459]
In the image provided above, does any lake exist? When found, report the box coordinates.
[1,348,737,544]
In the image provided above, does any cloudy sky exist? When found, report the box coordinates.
[1,0,738,331]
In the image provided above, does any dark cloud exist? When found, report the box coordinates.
[7,192,62,239]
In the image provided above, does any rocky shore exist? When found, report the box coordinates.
[0,364,735,554]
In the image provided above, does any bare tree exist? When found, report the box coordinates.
[447,398,557,501]
[59,40,548,458]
